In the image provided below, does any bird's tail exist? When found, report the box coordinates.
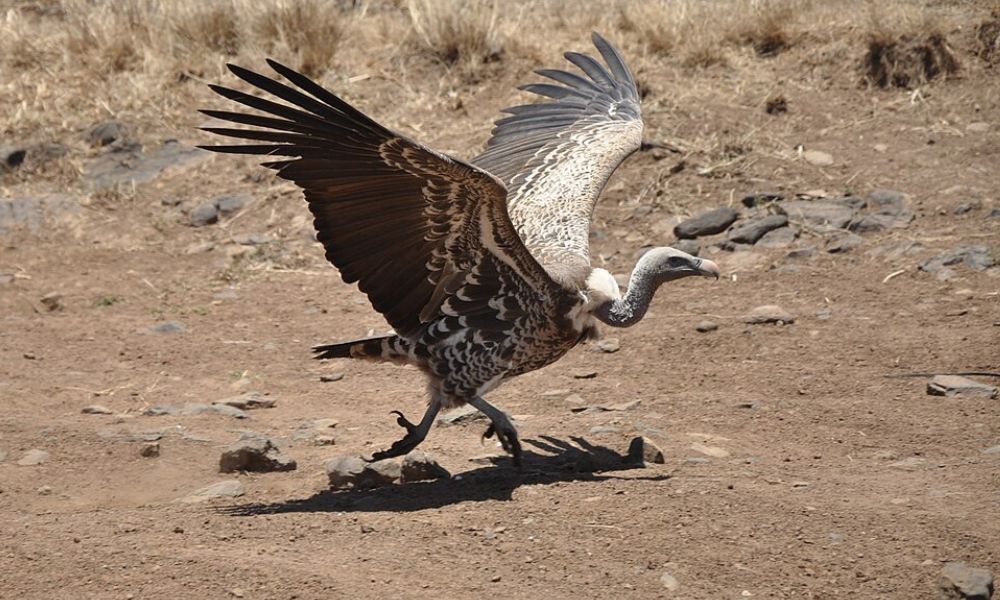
[312,335,409,363]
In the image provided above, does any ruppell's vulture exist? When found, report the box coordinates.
[201,32,719,466]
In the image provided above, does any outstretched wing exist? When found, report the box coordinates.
[200,60,559,339]
[473,32,643,270]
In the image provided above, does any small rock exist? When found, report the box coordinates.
[219,435,297,473]
[85,140,210,191]
[0,448,6,462]
[674,207,739,239]
[953,201,981,215]
[990,208,1000,219]
[17,449,49,466]
[357,460,402,489]
[37,485,53,495]
[695,320,718,332]
[755,226,797,248]
[868,189,906,212]
[320,372,345,382]
[437,404,487,426]
[982,445,1000,455]
[189,203,219,227]
[401,451,450,482]
[178,480,245,503]
[293,418,338,446]
[40,292,64,312]
[213,391,276,410]
[825,232,863,253]
[744,305,795,325]
[325,455,368,488]
[927,375,998,399]
[920,246,996,273]
[86,121,131,147]
[690,442,730,458]
[965,122,990,134]
[873,143,888,153]
[803,149,834,166]
[672,238,701,256]
[727,214,788,245]
[848,213,910,233]
[214,195,248,217]
[145,402,247,419]
[1,145,27,172]
[938,562,994,600]
[140,442,160,458]
[590,425,619,434]
[231,232,272,246]
[659,571,680,591]
[628,436,665,464]
[97,427,164,443]
[595,338,620,353]
[564,393,585,404]
[150,321,185,334]
[741,191,784,207]
[81,405,113,415]
[778,200,856,230]
[572,369,598,379]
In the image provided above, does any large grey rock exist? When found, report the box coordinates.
[326,455,368,488]
[674,207,739,239]
[189,203,219,227]
[744,305,795,325]
[627,436,665,464]
[401,451,450,482]
[825,232,863,253]
[213,392,276,410]
[219,435,296,473]
[214,195,248,217]
[849,212,913,233]
[868,189,906,214]
[927,375,998,399]
[84,140,210,191]
[673,238,700,256]
[920,246,996,273]
[727,214,788,244]
[755,226,797,248]
[178,480,245,503]
[0,195,80,235]
[938,562,994,600]
[778,200,856,230]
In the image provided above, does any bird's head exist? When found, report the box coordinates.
[634,246,720,285]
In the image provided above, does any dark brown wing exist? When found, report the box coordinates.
[200,60,557,339]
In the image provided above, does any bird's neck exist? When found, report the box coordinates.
[593,266,657,328]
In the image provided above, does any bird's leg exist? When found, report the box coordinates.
[468,395,522,468]
[368,396,441,462]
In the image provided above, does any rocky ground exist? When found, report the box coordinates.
[2,2,1000,599]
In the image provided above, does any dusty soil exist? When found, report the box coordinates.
[2,5,999,600]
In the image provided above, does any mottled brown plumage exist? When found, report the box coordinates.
[201,33,718,467]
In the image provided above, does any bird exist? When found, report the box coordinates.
[200,32,719,467]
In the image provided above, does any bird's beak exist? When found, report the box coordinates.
[696,258,720,279]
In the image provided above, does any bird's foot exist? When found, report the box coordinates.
[367,409,431,462]
[482,419,523,469]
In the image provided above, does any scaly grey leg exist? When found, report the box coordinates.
[468,395,522,468]
[368,395,442,462]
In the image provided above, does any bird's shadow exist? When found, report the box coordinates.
[217,435,669,515]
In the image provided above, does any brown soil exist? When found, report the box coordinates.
[2,4,999,599]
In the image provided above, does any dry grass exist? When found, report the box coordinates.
[406,0,505,74]
[862,2,960,88]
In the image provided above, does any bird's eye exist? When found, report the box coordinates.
[667,256,688,268]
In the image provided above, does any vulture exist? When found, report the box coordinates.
[201,32,719,467]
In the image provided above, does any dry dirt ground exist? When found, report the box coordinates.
[2,2,999,599]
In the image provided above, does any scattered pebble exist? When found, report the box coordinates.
[982,445,1000,455]
[178,480,245,503]
[695,320,718,333]
[214,195,248,217]
[320,372,345,382]
[938,562,994,600]
[965,122,990,133]
[825,232,863,253]
[213,391,276,410]
[674,207,739,239]
[293,418,339,446]
[81,405,113,415]
[140,442,160,458]
[803,149,834,166]
[744,305,795,325]
[659,571,680,591]
[17,449,50,466]
[145,402,247,419]
[594,338,620,353]
[628,436,665,464]
[755,226,797,248]
[325,455,368,488]
[37,485,53,495]
[953,201,981,215]
[590,425,619,434]
[401,451,450,482]
[919,245,995,273]
[219,435,297,473]
[778,200,855,230]
[927,375,998,399]
[188,203,219,227]
[149,320,185,334]
[572,369,598,379]
[86,121,131,147]
[40,292,64,312]
[727,214,788,245]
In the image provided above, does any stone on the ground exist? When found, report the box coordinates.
[674,207,739,239]
[690,442,730,458]
[825,232,864,253]
[659,571,680,591]
[17,449,50,466]
[97,427,164,443]
[755,226,797,248]
[778,200,856,230]
[927,375,998,399]
[326,455,368,488]
[868,189,906,213]
[741,192,784,207]
[0,448,7,462]
[219,435,297,473]
[84,140,209,191]
[82,405,113,415]
[1,145,27,172]
[144,402,247,419]
[849,213,912,233]
[696,320,718,332]
[179,480,245,503]
[744,305,795,325]
[189,203,218,227]
[966,122,990,133]
[356,460,402,489]
[86,121,131,147]
[673,238,701,256]
[437,404,487,426]
[919,246,996,273]
[40,292,64,311]
[140,442,160,457]
[595,337,620,353]
[803,149,834,166]
[727,214,788,245]
[214,195,249,217]
[401,451,451,482]
[293,418,338,446]
[628,436,666,464]
[953,201,980,215]
[572,369,598,379]
[149,320,185,333]
[213,391,276,410]
[937,562,994,600]
[0,195,80,235]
